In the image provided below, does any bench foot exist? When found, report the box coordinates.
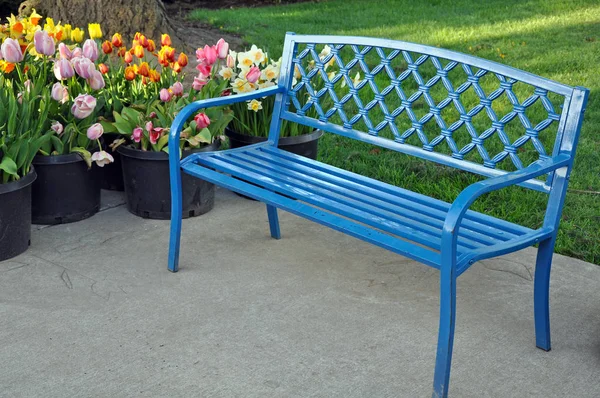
[266,205,281,239]
[168,171,183,273]
[432,265,456,398]
[534,237,555,351]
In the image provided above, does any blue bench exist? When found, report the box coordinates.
[167,33,589,397]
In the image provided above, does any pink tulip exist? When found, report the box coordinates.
[192,75,208,90]
[72,57,96,79]
[71,47,83,58]
[34,30,55,56]
[149,127,164,145]
[82,39,99,61]
[145,121,153,132]
[148,112,157,119]
[87,70,105,90]
[53,58,75,80]
[58,43,73,59]
[203,44,217,65]
[195,47,205,63]
[159,88,172,102]
[51,82,69,103]
[86,123,103,140]
[245,66,261,83]
[171,82,183,97]
[91,151,114,167]
[23,79,32,92]
[71,94,96,119]
[132,127,143,143]
[51,121,64,135]
[196,62,211,76]
[194,112,210,129]
[226,54,235,69]
[216,38,229,59]
[0,38,23,63]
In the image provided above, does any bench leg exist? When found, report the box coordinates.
[432,265,456,398]
[534,237,555,351]
[266,204,281,239]
[168,172,183,273]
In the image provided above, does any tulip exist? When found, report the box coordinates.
[82,39,99,61]
[159,88,172,102]
[194,112,210,129]
[132,127,143,143]
[195,47,205,63]
[98,63,109,74]
[203,44,217,65]
[192,75,208,90]
[72,57,95,79]
[101,40,112,54]
[1,38,23,63]
[196,63,211,76]
[111,33,123,48]
[172,62,182,74]
[137,62,150,77]
[161,34,171,47]
[177,52,188,67]
[148,69,160,83]
[88,70,105,90]
[134,45,144,59]
[71,47,83,58]
[145,121,153,132]
[245,66,261,84]
[51,121,64,135]
[91,151,114,167]
[226,54,235,69]
[53,59,74,80]
[171,82,183,97]
[88,23,102,40]
[58,43,72,59]
[124,66,136,81]
[216,38,229,59]
[138,34,149,48]
[71,94,96,119]
[147,39,156,52]
[124,51,133,64]
[71,28,84,43]
[34,30,55,56]
[51,83,68,103]
[149,127,164,145]
[149,112,157,119]
[86,123,104,140]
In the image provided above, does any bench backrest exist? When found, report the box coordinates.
[270,33,588,193]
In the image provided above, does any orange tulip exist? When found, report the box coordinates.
[134,45,144,59]
[137,62,150,77]
[124,51,133,64]
[177,52,188,67]
[117,46,126,57]
[138,34,149,48]
[102,40,113,54]
[124,66,136,81]
[147,39,156,52]
[111,33,123,48]
[149,69,160,83]
[161,34,171,47]
[141,76,148,85]
[172,61,182,74]
[99,63,109,74]
[157,47,171,67]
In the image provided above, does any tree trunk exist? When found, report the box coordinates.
[18,0,184,47]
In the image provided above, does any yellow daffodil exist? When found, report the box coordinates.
[43,17,55,33]
[88,23,102,39]
[0,60,16,74]
[29,9,42,26]
[71,27,84,43]
[247,99,263,112]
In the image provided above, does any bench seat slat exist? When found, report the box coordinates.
[238,149,517,246]
[181,161,443,268]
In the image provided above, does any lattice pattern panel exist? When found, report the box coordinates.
[287,43,565,171]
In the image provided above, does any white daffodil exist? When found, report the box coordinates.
[237,51,254,69]
[219,66,236,80]
[248,44,266,65]
[247,99,263,112]
[261,64,279,81]
[319,45,331,60]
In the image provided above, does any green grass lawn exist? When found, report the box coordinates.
[190,0,600,264]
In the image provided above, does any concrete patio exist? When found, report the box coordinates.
[1,188,599,397]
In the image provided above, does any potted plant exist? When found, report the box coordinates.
[220,44,327,159]
[109,39,233,219]
[0,73,52,261]
[96,31,186,191]
[1,13,114,224]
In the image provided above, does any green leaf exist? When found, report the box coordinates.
[122,107,142,124]
[0,156,18,179]
[100,120,118,134]
[156,134,169,151]
[70,147,92,168]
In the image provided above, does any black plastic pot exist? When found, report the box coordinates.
[118,141,219,220]
[225,128,323,160]
[100,133,125,191]
[0,169,36,261]
[32,153,101,225]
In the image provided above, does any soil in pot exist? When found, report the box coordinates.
[32,153,101,225]
[0,169,36,261]
[225,128,323,160]
[118,141,219,220]
[100,133,125,191]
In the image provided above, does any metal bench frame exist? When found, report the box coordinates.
[168,33,589,397]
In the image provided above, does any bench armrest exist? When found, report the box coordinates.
[168,85,285,158]
[441,154,572,263]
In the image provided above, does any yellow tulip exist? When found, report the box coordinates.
[71,28,84,43]
[88,23,102,40]
[62,24,72,40]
